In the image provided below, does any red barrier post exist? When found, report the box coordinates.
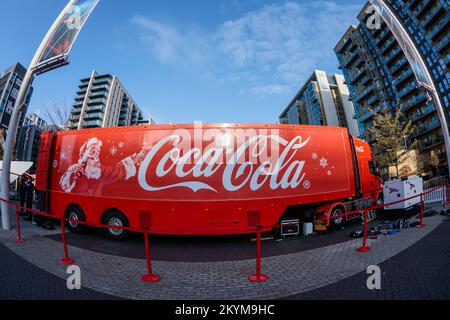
[141,227,161,282]
[249,224,269,282]
[356,208,371,252]
[443,183,447,210]
[60,217,75,265]
[417,193,426,229]
[15,206,25,243]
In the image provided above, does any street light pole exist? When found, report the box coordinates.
[0,1,76,230]
[369,0,450,176]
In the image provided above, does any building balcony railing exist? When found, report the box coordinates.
[395,69,414,87]
[401,92,428,112]
[384,47,402,65]
[412,120,440,138]
[418,136,444,152]
[437,34,450,53]
[430,15,449,40]
[359,105,382,123]
[353,85,375,103]
[89,92,108,99]
[380,37,396,55]
[350,68,367,83]
[376,27,390,46]
[83,112,103,120]
[367,95,380,106]
[69,115,80,122]
[90,85,110,92]
[415,0,433,16]
[82,120,103,128]
[422,4,444,28]
[92,78,111,86]
[85,105,104,113]
[87,98,107,105]
[343,52,359,67]
[398,82,418,99]
[410,106,436,123]
[390,57,408,75]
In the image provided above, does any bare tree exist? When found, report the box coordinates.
[45,98,71,128]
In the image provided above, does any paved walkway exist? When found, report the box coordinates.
[287,218,450,300]
[0,204,446,300]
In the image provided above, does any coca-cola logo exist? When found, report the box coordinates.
[138,134,311,193]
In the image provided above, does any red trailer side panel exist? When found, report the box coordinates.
[39,124,357,234]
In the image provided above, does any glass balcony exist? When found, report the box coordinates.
[89,92,108,100]
[384,47,402,65]
[415,0,433,16]
[395,69,414,87]
[343,52,359,67]
[410,104,436,122]
[430,15,449,40]
[87,98,107,105]
[437,34,450,53]
[92,78,111,86]
[390,57,408,75]
[413,118,440,138]
[83,112,103,120]
[422,4,444,28]
[85,105,104,113]
[418,136,444,151]
[380,37,396,54]
[401,92,428,112]
[376,27,390,45]
[398,82,418,99]
[82,120,103,128]
[90,85,110,92]
[354,85,374,103]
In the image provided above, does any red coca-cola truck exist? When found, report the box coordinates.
[35,124,382,239]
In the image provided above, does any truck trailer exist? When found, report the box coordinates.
[35,124,383,239]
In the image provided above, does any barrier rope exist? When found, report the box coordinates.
[0,183,445,283]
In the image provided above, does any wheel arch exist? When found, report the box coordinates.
[100,207,130,226]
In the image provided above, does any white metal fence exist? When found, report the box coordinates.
[424,185,447,204]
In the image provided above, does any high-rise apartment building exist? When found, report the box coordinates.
[334,1,449,178]
[0,63,33,130]
[16,114,48,174]
[279,70,360,137]
[69,70,149,130]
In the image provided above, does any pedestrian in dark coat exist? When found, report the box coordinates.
[18,176,27,216]
[23,179,35,221]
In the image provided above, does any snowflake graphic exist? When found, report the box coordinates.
[118,142,124,148]
[327,170,332,176]
[60,150,68,161]
[319,157,328,168]
[312,153,318,160]
[110,145,118,156]
[303,180,311,189]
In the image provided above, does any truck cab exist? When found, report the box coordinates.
[352,137,383,200]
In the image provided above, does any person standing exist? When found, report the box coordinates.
[18,176,27,217]
[23,178,35,222]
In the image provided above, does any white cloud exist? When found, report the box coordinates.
[132,1,360,96]
[250,84,291,96]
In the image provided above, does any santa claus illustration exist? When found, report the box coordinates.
[60,137,148,195]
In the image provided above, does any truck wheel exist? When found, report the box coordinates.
[66,206,86,233]
[330,207,344,229]
[103,211,130,240]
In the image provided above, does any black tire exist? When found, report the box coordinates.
[66,205,86,233]
[102,210,130,240]
[330,206,344,230]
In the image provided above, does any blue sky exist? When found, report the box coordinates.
[0,0,365,125]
